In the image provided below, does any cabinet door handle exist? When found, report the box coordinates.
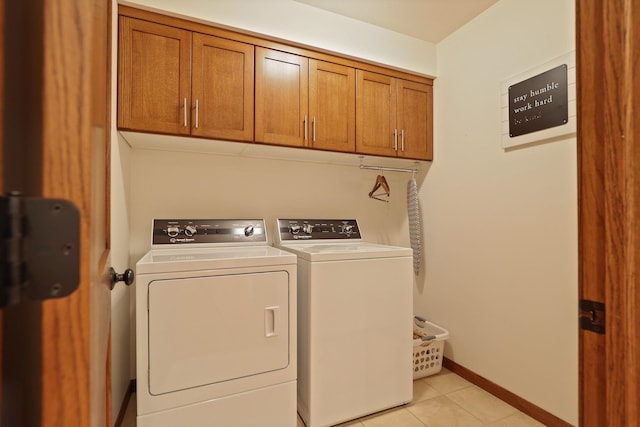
[183,97,187,127]
[195,99,199,129]
[394,129,398,151]
[401,129,405,151]
[313,116,316,142]
[304,115,308,141]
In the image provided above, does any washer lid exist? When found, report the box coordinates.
[276,241,412,262]
[136,246,296,274]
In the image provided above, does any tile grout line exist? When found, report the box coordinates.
[443,385,527,426]
[405,406,429,427]
[438,393,485,425]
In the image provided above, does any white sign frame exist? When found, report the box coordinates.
[500,51,576,149]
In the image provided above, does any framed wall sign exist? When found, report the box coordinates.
[500,51,576,149]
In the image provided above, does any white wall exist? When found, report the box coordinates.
[127,149,416,264]
[119,0,437,77]
[421,0,577,424]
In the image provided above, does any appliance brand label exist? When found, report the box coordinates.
[169,238,196,243]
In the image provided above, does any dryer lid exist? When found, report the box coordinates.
[136,246,296,274]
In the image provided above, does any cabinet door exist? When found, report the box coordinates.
[309,60,355,153]
[356,71,397,157]
[397,80,433,160]
[255,47,309,147]
[192,34,254,141]
[118,17,191,135]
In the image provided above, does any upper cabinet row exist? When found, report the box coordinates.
[117,12,433,161]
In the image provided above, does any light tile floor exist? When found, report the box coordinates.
[121,369,545,427]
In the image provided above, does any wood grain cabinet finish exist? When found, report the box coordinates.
[309,60,356,153]
[255,47,309,147]
[118,17,254,141]
[191,34,254,141]
[397,80,433,160]
[118,16,191,135]
[118,8,433,160]
[356,70,433,160]
[255,49,356,151]
[356,71,397,157]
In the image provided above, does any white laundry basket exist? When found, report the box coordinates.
[413,317,449,379]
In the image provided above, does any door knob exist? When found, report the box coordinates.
[109,267,134,290]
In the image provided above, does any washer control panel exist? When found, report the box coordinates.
[277,219,361,241]
[152,219,266,245]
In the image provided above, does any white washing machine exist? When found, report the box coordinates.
[274,219,413,427]
[135,219,297,427]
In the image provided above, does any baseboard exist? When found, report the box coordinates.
[114,379,136,427]
[114,364,570,426]
[442,358,572,427]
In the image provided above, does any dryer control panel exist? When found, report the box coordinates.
[277,219,361,241]
[152,219,266,245]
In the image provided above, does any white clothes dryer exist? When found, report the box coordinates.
[274,219,413,427]
[135,219,297,427]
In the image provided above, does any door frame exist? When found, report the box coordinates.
[1,0,112,425]
[577,0,640,425]
[1,1,638,425]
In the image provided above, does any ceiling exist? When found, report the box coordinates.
[294,0,499,44]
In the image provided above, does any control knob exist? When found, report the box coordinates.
[341,224,354,235]
[166,226,180,237]
[302,224,314,234]
[290,224,301,234]
[244,225,255,237]
[184,225,197,236]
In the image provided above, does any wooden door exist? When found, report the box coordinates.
[255,47,309,147]
[192,33,254,142]
[308,59,355,153]
[577,0,640,425]
[118,17,191,136]
[1,0,112,426]
[397,80,433,161]
[0,0,4,410]
[355,70,397,157]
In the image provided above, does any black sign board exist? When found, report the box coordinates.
[508,64,568,138]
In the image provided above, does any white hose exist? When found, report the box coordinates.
[407,178,421,275]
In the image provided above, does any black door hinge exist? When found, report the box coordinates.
[579,299,605,334]
[0,192,80,308]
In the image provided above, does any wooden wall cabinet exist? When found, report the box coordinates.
[309,60,356,153]
[118,17,254,142]
[118,17,192,136]
[356,70,433,160]
[191,34,254,141]
[255,49,356,152]
[397,79,433,160]
[254,48,308,147]
[356,71,397,157]
[118,7,432,161]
